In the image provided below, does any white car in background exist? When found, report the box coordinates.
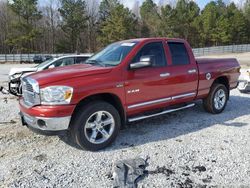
[8,54,92,96]
[238,69,250,93]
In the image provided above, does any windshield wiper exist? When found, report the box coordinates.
[85,60,105,67]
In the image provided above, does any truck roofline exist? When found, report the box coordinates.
[120,37,187,43]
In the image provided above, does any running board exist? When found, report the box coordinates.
[128,103,195,122]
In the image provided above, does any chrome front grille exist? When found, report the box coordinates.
[22,77,40,107]
[25,81,33,92]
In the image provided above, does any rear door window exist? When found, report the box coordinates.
[168,42,190,65]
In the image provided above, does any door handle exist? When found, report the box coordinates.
[188,69,197,74]
[160,73,170,77]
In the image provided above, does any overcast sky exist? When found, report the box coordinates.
[0,0,246,10]
[121,0,246,9]
[65,0,247,9]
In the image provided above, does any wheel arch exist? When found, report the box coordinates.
[70,93,126,128]
[211,76,230,99]
[213,76,229,95]
[203,77,229,114]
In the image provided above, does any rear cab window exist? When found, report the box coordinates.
[168,42,190,66]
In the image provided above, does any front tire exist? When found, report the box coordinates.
[71,101,121,151]
[203,83,229,114]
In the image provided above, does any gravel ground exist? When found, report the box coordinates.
[0,63,250,187]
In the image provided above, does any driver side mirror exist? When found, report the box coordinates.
[129,55,152,70]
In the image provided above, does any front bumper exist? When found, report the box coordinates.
[9,81,20,96]
[20,112,71,131]
[19,99,75,132]
[238,80,250,92]
[8,76,22,96]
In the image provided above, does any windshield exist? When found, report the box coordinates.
[35,59,54,68]
[86,42,137,67]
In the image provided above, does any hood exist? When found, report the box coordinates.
[9,67,37,76]
[30,64,113,86]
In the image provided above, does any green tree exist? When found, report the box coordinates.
[211,16,231,45]
[200,2,217,46]
[198,1,223,46]
[226,3,248,44]
[140,0,161,37]
[99,4,138,46]
[244,0,250,21]
[6,0,42,53]
[58,0,88,52]
[99,0,119,22]
[172,0,200,46]
[244,0,250,42]
[159,5,175,38]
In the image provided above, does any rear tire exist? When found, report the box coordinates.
[70,101,121,151]
[203,83,229,114]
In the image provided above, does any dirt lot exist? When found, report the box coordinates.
[0,54,250,187]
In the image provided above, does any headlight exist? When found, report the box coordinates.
[40,86,73,105]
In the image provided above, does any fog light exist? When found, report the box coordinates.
[37,119,46,128]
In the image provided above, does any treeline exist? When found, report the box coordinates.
[0,0,250,54]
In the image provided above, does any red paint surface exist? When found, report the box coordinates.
[20,38,240,119]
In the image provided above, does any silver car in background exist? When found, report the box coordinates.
[8,54,92,96]
[238,69,250,93]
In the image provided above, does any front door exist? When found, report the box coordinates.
[125,41,172,113]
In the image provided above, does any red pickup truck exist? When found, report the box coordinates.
[19,38,240,150]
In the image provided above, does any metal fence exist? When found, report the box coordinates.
[193,44,250,57]
[0,53,87,63]
[0,44,250,62]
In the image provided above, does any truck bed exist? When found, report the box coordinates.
[196,58,240,99]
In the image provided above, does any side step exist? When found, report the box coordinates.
[128,103,195,122]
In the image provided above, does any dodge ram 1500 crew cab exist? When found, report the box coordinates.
[19,38,240,151]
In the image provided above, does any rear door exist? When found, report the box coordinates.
[165,41,198,104]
